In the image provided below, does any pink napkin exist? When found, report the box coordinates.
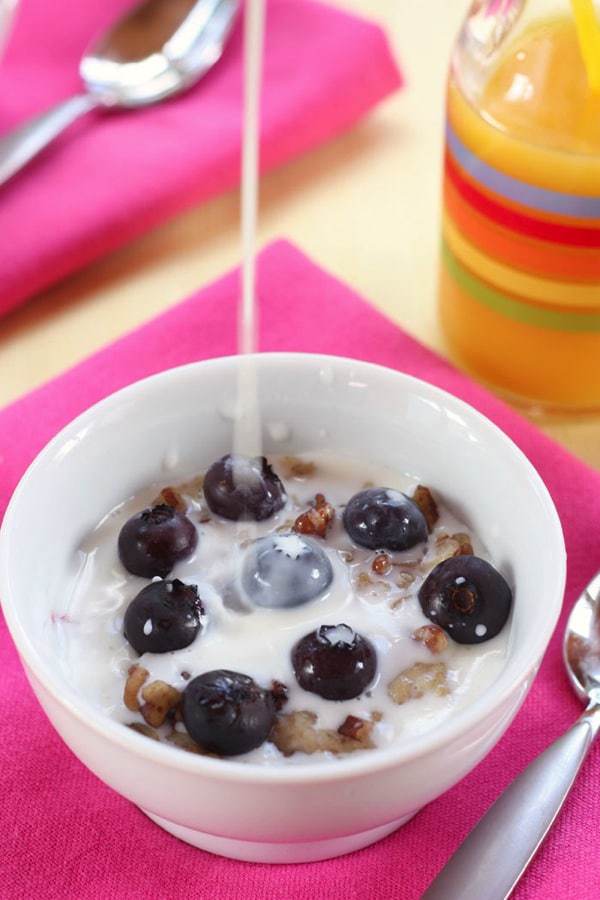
[0,0,400,319]
[1,241,599,899]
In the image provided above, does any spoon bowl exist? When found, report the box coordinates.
[81,0,238,107]
[564,570,600,704]
[0,0,239,185]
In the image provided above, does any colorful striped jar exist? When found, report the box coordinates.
[440,11,600,411]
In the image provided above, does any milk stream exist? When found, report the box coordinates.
[233,0,265,460]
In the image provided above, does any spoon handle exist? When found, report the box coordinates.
[0,94,98,187]
[423,705,600,900]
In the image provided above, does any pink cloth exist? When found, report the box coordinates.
[1,241,599,899]
[0,0,400,319]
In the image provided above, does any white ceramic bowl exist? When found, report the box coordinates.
[0,354,565,863]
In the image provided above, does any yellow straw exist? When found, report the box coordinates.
[570,0,600,92]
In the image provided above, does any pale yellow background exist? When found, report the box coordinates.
[1,1,599,469]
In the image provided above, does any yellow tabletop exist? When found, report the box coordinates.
[1,0,599,469]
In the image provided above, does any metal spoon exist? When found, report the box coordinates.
[0,0,238,186]
[423,570,600,900]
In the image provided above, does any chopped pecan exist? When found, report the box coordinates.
[293,493,335,538]
[140,680,181,728]
[424,532,474,570]
[388,662,450,705]
[124,664,149,712]
[276,520,296,533]
[412,485,439,532]
[337,715,374,742]
[270,711,375,756]
[394,558,424,571]
[452,532,474,556]
[396,572,416,589]
[390,594,410,610]
[127,722,160,741]
[339,549,354,563]
[356,570,390,597]
[280,457,316,479]
[412,625,449,654]
[166,731,206,754]
[425,535,458,568]
[430,534,459,565]
[152,486,186,513]
[270,680,289,711]
[372,553,392,576]
[176,474,205,496]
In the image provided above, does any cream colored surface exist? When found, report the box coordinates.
[0,1,598,469]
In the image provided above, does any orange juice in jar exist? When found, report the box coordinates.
[440,0,600,411]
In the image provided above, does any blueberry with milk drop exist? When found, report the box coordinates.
[292,625,377,700]
[419,556,512,644]
[58,452,513,762]
[203,454,286,521]
[242,533,333,609]
[124,580,203,655]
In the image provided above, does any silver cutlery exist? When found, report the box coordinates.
[423,570,600,900]
[0,0,238,186]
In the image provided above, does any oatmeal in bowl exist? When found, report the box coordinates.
[0,354,565,862]
[66,452,513,763]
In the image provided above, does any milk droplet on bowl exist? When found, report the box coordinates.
[267,421,291,443]
[319,367,335,387]
[162,448,179,472]
[218,401,240,422]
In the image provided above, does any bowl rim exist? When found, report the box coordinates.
[0,352,566,784]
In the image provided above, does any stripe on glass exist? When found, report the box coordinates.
[444,178,600,282]
[446,152,600,247]
[444,214,600,307]
[447,123,600,218]
[442,242,600,332]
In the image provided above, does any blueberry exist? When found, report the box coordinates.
[242,533,333,609]
[203,454,286,521]
[343,488,427,551]
[418,556,512,644]
[182,670,276,756]
[124,579,203,654]
[292,624,377,700]
[118,504,197,578]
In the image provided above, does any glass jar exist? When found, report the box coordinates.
[439,0,600,411]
